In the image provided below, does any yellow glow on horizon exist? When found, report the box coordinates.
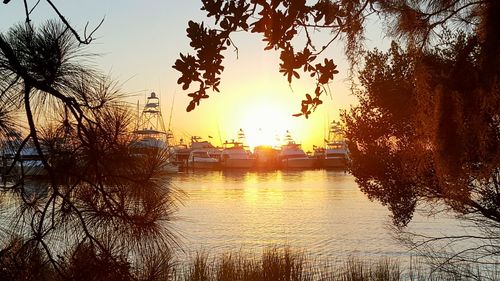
[239,103,294,149]
[205,69,315,149]
[166,56,350,151]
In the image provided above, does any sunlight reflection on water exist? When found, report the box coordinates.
[170,170,462,261]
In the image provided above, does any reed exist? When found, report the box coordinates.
[1,241,498,281]
[176,246,500,281]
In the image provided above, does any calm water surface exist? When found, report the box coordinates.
[171,170,462,261]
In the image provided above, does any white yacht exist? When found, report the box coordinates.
[131,92,178,173]
[188,149,220,169]
[220,141,255,169]
[1,132,47,178]
[279,131,315,169]
[187,136,221,168]
[321,121,350,169]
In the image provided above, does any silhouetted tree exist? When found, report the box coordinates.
[343,37,499,268]
[343,41,419,227]
[175,0,498,117]
[0,3,180,280]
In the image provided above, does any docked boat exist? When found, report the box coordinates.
[186,136,221,169]
[254,145,279,169]
[131,92,179,173]
[1,147,46,178]
[190,136,221,158]
[279,131,315,169]
[220,138,255,169]
[188,149,220,169]
[320,121,350,169]
[1,132,46,178]
[168,139,190,169]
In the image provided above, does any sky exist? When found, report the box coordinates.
[0,1,387,151]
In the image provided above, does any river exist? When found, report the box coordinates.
[170,169,464,262]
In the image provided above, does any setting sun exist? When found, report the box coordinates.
[239,103,293,149]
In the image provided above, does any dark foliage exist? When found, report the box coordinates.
[0,237,54,281]
[343,35,499,263]
[0,18,181,281]
[343,42,420,226]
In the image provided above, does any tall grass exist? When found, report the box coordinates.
[175,246,499,281]
[1,242,498,280]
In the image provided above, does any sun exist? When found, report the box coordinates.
[239,104,293,149]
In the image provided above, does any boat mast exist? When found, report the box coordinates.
[328,121,343,143]
[284,130,294,144]
[166,92,176,146]
[133,92,167,141]
[217,122,223,147]
[136,100,140,131]
[237,128,247,146]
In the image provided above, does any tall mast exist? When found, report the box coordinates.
[167,92,175,132]
[133,92,166,139]
[166,92,176,146]
[136,100,140,130]
[237,128,247,145]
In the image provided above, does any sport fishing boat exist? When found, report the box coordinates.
[1,132,46,178]
[279,131,315,169]
[219,130,255,169]
[187,136,221,169]
[253,145,280,170]
[131,92,179,173]
[188,149,220,169]
[320,121,350,169]
[220,141,256,169]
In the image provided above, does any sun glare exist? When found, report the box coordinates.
[240,104,293,149]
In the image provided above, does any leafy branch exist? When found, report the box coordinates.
[174,0,370,116]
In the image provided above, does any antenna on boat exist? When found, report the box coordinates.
[237,128,248,147]
[217,122,223,147]
[274,130,281,148]
[136,100,140,131]
[324,112,329,146]
[167,92,176,135]
[167,91,177,143]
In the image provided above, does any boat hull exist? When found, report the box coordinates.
[188,160,220,169]
[162,162,180,173]
[20,161,47,177]
[1,159,47,178]
[221,158,255,169]
[255,159,279,170]
[254,147,279,170]
[281,158,315,169]
[321,157,348,169]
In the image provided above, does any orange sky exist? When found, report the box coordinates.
[165,34,356,151]
[0,1,387,151]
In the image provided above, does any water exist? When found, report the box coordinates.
[170,169,463,261]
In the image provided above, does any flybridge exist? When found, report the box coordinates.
[133,92,167,137]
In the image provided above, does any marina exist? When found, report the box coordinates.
[128,92,352,173]
[0,92,350,179]
[171,131,349,171]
